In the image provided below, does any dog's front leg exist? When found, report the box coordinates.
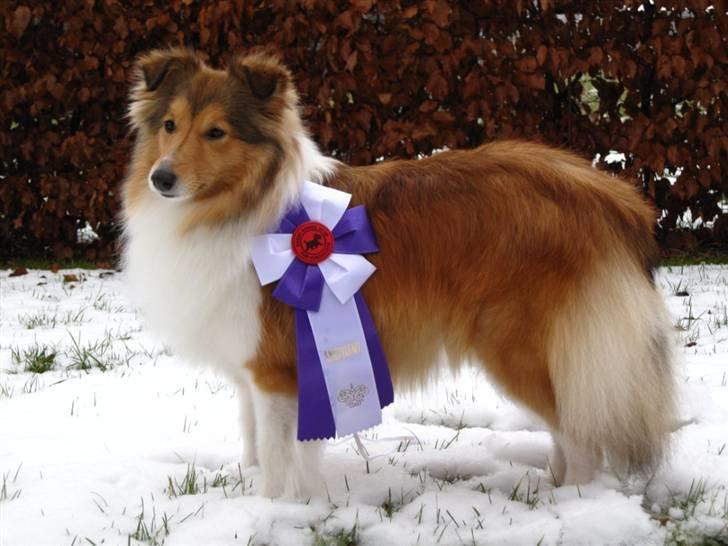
[235,377,258,467]
[250,383,324,499]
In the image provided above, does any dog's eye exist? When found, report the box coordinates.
[164,120,175,133]
[205,128,225,140]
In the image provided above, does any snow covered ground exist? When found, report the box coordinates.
[1,266,727,546]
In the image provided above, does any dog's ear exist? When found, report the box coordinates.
[135,48,200,93]
[129,49,200,131]
[228,52,292,101]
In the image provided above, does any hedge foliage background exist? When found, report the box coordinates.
[1,0,726,262]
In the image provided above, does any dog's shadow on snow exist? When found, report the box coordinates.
[402,431,553,482]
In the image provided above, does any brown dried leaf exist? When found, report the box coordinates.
[428,0,449,27]
[516,57,538,73]
[402,5,418,18]
[346,51,358,71]
[425,71,448,100]
[8,6,31,39]
[350,0,372,12]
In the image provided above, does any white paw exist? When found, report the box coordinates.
[258,475,284,498]
[280,470,323,501]
[563,466,595,486]
[257,468,322,500]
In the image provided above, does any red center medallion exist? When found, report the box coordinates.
[292,221,335,265]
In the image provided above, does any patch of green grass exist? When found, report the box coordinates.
[128,498,170,546]
[210,469,229,489]
[710,303,728,331]
[1,257,102,270]
[61,309,87,326]
[10,343,56,373]
[649,480,728,546]
[666,278,691,297]
[1,466,22,502]
[0,381,13,399]
[164,465,234,499]
[380,488,397,519]
[311,523,359,546]
[19,308,87,329]
[166,464,203,497]
[377,487,414,521]
[509,475,541,510]
[86,289,126,313]
[18,310,57,329]
[65,332,126,372]
[22,375,41,394]
[661,251,728,267]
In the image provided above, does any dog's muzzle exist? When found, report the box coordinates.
[150,167,178,197]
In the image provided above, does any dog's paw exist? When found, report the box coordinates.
[257,469,322,500]
[282,472,324,501]
[257,477,283,499]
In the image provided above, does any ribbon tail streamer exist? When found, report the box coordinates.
[355,292,394,407]
[295,309,337,441]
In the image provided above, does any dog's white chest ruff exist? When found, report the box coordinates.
[123,201,262,379]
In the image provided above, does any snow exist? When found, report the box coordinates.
[1,266,728,546]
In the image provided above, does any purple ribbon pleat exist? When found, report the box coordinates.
[271,195,393,441]
[275,203,310,234]
[273,259,325,311]
[333,206,380,254]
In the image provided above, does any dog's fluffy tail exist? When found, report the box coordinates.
[549,253,677,474]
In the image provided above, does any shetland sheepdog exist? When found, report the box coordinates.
[122,48,676,499]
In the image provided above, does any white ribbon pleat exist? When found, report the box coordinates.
[250,233,295,286]
[318,253,376,304]
[300,182,351,229]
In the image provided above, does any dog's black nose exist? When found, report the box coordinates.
[151,169,177,193]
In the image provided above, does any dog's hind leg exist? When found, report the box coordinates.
[472,299,559,431]
[250,383,324,499]
[553,433,601,485]
[549,436,566,486]
[548,256,676,480]
[473,296,585,485]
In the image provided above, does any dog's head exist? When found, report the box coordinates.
[125,48,305,228]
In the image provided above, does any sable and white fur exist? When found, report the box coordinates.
[122,49,677,499]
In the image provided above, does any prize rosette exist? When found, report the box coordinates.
[250,182,394,440]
